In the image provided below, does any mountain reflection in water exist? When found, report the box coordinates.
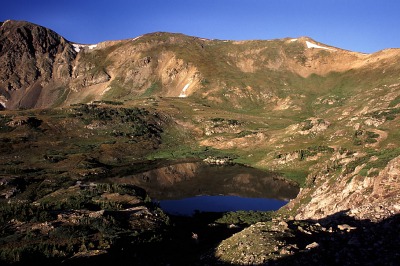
[108,161,299,214]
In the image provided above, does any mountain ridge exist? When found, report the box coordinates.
[1,20,400,110]
[5,20,395,54]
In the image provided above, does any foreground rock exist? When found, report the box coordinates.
[211,213,400,265]
[290,155,400,222]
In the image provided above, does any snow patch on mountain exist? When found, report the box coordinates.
[72,43,98,53]
[306,41,335,51]
[131,35,143,41]
[101,86,112,96]
[72,44,83,53]
[179,83,190,97]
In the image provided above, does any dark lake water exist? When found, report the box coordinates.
[108,161,299,216]
[158,195,288,216]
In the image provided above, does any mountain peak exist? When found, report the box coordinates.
[1,19,46,31]
[0,19,77,109]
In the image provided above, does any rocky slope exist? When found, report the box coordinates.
[289,153,400,222]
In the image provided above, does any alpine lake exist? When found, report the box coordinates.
[107,160,299,216]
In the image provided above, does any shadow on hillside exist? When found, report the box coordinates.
[213,211,400,266]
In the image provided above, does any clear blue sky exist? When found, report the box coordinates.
[1,0,399,53]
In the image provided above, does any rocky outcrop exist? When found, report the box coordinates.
[289,154,400,221]
[71,69,111,91]
[298,118,330,135]
[203,156,233,165]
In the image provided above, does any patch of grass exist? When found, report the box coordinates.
[358,168,369,177]
[102,78,130,100]
[343,156,370,175]
[389,95,400,107]
[148,144,237,161]
[281,170,308,187]
[141,82,161,97]
[370,108,400,121]
[92,100,123,105]
[345,148,400,177]
[353,130,380,146]
[51,87,70,107]
[365,148,400,170]
[236,130,254,138]
[0,180,169,265]
[215,211,273,226]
